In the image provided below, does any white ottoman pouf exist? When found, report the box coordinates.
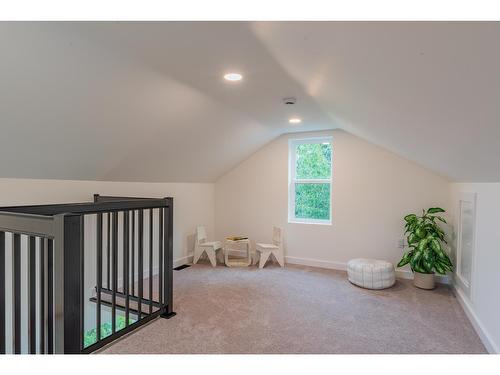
[347,258,395,289]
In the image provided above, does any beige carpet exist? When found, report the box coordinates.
[102,262,486,354]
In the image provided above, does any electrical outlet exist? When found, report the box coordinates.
[398,239,405,249]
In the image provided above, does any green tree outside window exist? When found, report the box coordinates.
[292,141,332,222]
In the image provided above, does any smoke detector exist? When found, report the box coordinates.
[283,97,297,105]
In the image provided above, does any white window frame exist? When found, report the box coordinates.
[288,136,333,225]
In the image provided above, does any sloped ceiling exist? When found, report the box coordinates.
[1,22,499,182]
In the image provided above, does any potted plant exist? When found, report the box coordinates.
[397,207,453,289]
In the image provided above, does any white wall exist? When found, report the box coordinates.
[451,183,500,353]
[0,178,215,263]
[215,130,451,272]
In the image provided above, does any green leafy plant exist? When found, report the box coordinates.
[84,316,136,348]
[397,207,453,275]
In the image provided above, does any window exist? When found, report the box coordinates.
[288,137,332,224]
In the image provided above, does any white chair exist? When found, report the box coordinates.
[193,226,223,267]
[255,227,284,268]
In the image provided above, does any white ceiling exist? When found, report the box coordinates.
[1,22,499,182]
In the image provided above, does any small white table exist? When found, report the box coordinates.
[224,238,252,267]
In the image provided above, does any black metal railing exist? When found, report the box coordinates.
[0,194,175,354]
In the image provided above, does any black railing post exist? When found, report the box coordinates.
[0,231,5,354]
[39,238,46,354]
[124,211,130,326]
[131,210,135,297]
[161,198,175,319]
[47,239,54,354]
[28,236,36,354]
[111,212,118,333]
[138,210,144,317]
[96,213,103,342]
[158,208,163,306]
[54,213,84,354]
[149,209,153,314]
[13,233,21,354]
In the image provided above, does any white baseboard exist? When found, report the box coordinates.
[173,255,193,268]
[285,256,347,271]
[394,269,450,284]
[114,256,192,289]
[452,285,498,353]
[284,256,450,284]
[179,253,448,285]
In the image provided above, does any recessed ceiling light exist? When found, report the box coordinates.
[289,118,302,124]
[224,72,243,82]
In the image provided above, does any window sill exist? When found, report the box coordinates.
[288,219,332,226]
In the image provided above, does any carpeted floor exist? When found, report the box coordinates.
[102,262,486,354]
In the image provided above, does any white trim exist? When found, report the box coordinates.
[284,256,450,284]
[396,269,451,284]
[114,265,159,291]
[285,255,347,270]
[173,255,193,268]
[113,255,194,288]
[90,254,195,298]
[123,253,451,286]
[295,178,331,184]
[288,219,333,226]
[288,136,333,146]
[452,284,498,353]
[395,269,414,280]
